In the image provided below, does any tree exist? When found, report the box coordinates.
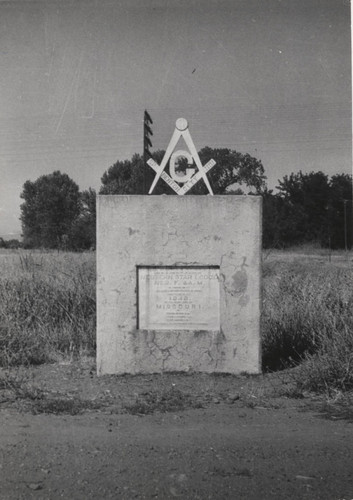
[265,171,352,249]
[5,239,22,249]
[20,171,81,249]
[328,173,353,249]
[262,189,284,248]
[69,188,97,250]
[197,147,266,194]
[100,148,266,195]
[276,171,331,246]
[100,154,145,195]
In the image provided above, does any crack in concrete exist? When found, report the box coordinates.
[202,332,226,369]
[198,235,211,244]
[205,348,215,365]
[162,230,178,247]
[162,229,190,251]
[128,228,140,236]
[144,331,182,370]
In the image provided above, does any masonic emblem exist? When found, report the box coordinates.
[147,118,216,195]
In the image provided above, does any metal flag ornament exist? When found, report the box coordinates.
[147,118,216,195]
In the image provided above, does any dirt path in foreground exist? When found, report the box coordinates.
[1,405,353,500]
[0,362,353,499]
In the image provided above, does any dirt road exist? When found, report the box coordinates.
[0,362,353,499]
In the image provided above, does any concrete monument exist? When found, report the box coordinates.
[97,119,261,375]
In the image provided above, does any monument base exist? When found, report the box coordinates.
[97,195,262,375]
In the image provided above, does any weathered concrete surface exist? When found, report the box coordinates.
[97,195,262,375]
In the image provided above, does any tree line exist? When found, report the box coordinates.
[17,149,352,250]
[263,171,352,249]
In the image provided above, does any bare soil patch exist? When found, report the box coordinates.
[0,358,295,416]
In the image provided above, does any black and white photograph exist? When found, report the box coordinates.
[0,0,352,498]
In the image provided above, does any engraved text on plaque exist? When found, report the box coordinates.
[138,267,220,331]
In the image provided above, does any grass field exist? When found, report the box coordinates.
[0,250,96,366]
[263,249,353,391]
[0,247,352,395]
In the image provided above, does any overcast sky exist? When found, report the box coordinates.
[0,0,351,237]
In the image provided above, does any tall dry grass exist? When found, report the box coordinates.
[262,258,353,391]
[0,251,95,366]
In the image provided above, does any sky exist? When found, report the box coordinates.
[0,0,351,237]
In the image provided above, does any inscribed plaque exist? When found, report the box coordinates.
[138,267,220,331]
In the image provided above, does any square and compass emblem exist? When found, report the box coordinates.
[147,118,216,195]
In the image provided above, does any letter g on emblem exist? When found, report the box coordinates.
[169,150,195,184]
